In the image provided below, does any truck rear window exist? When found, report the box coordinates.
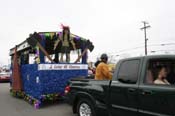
[117,59,140,84]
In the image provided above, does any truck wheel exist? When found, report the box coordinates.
[77,98,96,116]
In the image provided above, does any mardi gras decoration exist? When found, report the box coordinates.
[10,89,60,109]
[27,32,54,63]
[9,24,94,109]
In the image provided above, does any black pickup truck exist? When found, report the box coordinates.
[65,55,175,116]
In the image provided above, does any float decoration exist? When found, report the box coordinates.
[10,89,61,109]
[9,27,94,109]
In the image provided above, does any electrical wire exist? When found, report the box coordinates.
[111,42,175,55]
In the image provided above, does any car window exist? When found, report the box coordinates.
[117,60,140,84]
[144,59,175,85]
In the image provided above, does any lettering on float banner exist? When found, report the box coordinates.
[38,64,88,70]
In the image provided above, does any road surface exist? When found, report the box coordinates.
[0,83,76,116]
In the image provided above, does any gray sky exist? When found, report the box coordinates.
[0,0,175,65]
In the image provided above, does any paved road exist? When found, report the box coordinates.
[0,83,76,116]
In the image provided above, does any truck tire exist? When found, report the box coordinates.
[77,98,96,116]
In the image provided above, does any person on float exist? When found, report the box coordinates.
[54,25,76,63]
[34,55,40,64]
[95,53,112,80]
[53,32,61,63]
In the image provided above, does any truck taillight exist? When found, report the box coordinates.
[65,85,70,94]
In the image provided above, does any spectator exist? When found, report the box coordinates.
[88,67,93,75]
[154,66,170,85]
[94,60,101,67]
[95,53,112,80]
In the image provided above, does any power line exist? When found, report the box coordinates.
[150,49,175,54]
[149,43,175,47]
[110,43,175,55]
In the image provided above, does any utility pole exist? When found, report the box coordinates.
[140,21,151,55]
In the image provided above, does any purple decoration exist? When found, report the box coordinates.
[39,34,45,40]
[39,95,45,101]
[75,36,80,40]
[38,101,41,106]
[58,32,62,35]
[29,99,32,104]
[34,100,41,109]
[36,48,39,56]
[34,103,39,109]
[60,92,64,96]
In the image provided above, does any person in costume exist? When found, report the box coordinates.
[53,33,61,63]
[54,25,76,63]
[34,56,40,64]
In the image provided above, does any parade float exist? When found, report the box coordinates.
[9,26,94,109]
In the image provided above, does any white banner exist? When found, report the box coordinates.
[38,64,88,70]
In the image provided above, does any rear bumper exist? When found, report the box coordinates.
[64,92,74,105]
[0,78,10,82]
